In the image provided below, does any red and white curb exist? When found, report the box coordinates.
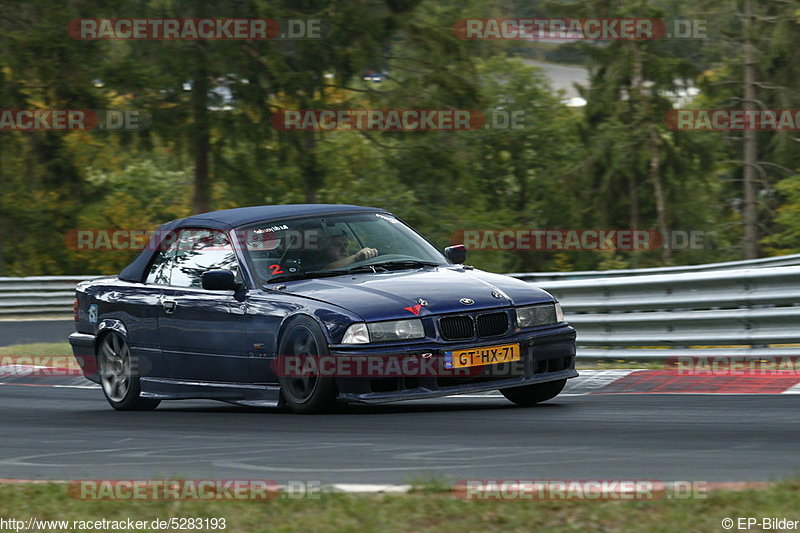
[455,369,800,397]
[0,364,97,389]
[580,369,800,395]
[3,367,800,395]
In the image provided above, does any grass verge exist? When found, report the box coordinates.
[0,480,798,533]
[0,343,80,370]
[0,343,73,357]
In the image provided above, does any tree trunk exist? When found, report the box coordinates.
[742,0,759,258]
[301,132,320,203]
[649,128,671,263]
[0,142,4,273]
[191,41,211,214]
[632,42,670,261]
[627,172,640,230]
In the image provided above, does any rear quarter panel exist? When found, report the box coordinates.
[74,277,168,379]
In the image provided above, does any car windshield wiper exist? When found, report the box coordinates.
[265,261,440,284]
[265,270,351,284]
[348,260,440,272]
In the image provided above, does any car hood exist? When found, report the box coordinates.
[272,267,554,321]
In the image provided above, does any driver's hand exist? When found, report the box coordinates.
[355,247,379,261]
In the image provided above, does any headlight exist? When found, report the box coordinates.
[368,319,425,342]
[515,303,562,328]
[341,323,370,344]
[341,319,425,343]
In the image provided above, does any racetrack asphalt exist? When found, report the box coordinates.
[0,320,73,347]
[1,383,798,485]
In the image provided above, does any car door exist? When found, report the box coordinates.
[112,253,172,379]
[157,228,252,382]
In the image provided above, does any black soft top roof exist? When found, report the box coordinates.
[118,204,386,282]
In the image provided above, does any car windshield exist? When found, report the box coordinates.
[237,212,448,284]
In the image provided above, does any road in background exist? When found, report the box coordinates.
[0,320,73,347]
[523,59,589,104]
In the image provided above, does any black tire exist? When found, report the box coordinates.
[97,332,160,411]
[500,379,567,407]
[277,316,338,414]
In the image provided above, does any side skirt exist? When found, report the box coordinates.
[140,377,282,407]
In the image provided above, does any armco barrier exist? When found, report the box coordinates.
[1,263,799,359]
[536,265,800,359]
[509,253,800,282]
[0,276,89,316]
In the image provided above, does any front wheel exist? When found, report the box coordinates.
[500,379,566,407]
[277,317,338,414]
[98,332,160,411]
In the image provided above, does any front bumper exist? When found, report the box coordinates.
[331,325,577,404]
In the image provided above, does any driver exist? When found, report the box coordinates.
[321,227,378,269]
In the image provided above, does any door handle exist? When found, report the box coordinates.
[162,300,177,314]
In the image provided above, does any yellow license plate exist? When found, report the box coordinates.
[445,343,521,369]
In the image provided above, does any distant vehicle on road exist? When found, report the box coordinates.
[361,70,387,82]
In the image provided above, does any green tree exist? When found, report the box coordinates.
[563,0,722,267]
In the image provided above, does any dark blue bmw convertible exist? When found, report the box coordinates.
[69,204,577,413]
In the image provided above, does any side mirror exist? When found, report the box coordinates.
[444,244,467,264]
[202,269,239,291]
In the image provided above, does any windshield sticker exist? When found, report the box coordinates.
[253,225,289,234]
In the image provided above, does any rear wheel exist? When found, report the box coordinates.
[500,379,566,407]
[98,332,160,411]
[278,317,338,414]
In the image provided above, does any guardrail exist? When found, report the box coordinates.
[0,276,89,316]
[2,263,799,359]
[509,253,800,282]
[536,265,800,359]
